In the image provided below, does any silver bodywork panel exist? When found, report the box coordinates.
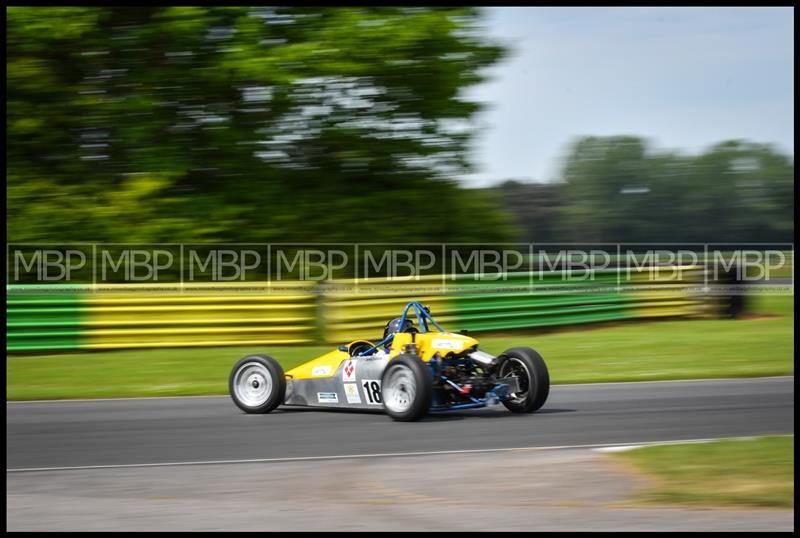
[284,354,390,409]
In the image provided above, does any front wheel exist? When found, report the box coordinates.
[496,347,550,413]
[381,353,432,422]
[229,355,286,413]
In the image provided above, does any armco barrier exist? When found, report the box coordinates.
[320,274,456,343]
[6,292,87,351]
[7,282,317,352]
[6,265,709,352]
[450,270,633,332]
[627,265,705,318]
[320,266,705,342]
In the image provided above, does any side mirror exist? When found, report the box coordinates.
[458,329,469,335]
[338,345,348,352]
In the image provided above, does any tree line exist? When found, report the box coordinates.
[491,136,793,244]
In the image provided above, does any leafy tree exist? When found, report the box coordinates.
[559,136,652,243]
[557,136,793,243]
[489,180,565,243]
[7,7,515,243]
[684,140,794,243]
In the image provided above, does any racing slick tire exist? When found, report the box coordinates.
[496,347,549,414]
[381,353,433,422]
[229,354,286,414]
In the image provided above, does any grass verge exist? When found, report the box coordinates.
[613,436,794,508]
[6,295,793,400]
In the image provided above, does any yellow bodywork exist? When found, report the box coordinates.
[285,348,351,379]
[285,331,479,379]
[387,331,478,359]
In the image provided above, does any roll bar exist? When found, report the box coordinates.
[356,301,445,356]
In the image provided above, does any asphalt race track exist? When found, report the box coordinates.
[7,377,794,471]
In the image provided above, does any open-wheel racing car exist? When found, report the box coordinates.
[229,301,549,421]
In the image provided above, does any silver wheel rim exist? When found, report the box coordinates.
[383,366,416,414]
[233,361,273,407]
[498,357,531,403]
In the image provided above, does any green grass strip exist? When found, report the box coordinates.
[613,436,794,508]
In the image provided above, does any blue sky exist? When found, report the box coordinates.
[463,7,794,186]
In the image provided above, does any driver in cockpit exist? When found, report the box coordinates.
[378,317,418,354]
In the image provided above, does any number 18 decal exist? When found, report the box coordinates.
[361,379,382,405]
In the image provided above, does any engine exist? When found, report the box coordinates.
[434,351,497,400]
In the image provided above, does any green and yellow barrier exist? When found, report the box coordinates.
[6,265,715,352]
[7,282,317,352]
[7,292,88,351]
[320,274,455,342]
[319,266,705,342]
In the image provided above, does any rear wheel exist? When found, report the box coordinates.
[496,347,549,413]
[381,353,432,421]
[229,355,286,414]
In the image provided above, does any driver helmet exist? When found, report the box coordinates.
[383,317,417,341]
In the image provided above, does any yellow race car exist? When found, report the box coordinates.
[229,301,549,421]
